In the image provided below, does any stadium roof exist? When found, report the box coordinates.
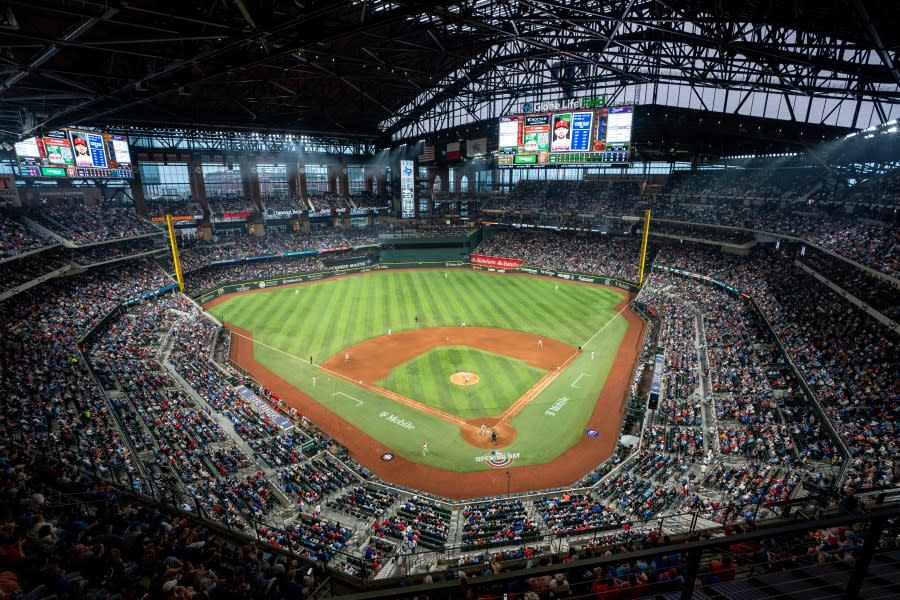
[1,0,899,157]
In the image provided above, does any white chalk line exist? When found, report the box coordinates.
[581,303,630,348]
[571,373,591,388]
[333,391,363,406]
[228,328,318,368]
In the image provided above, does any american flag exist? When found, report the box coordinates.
[418,144,435,162]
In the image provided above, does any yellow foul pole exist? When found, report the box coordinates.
[638,208,651,285]
[166,214,185,293]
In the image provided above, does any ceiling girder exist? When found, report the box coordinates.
[0,0,896,150]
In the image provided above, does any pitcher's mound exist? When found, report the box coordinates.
[450,372,479,386]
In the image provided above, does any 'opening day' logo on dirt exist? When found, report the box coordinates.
[476,450,520,468]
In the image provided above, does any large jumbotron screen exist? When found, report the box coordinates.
[498,105,633,167]
[14,128,134,179]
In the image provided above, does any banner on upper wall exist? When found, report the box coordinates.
[647,350,664,410]
[318,246,353,254]
[466,138,488,157]
[470,254,525,269]
[446,142,461,161]
[122,283,179,307]
[400,159,415,218]
[320,254,379,270]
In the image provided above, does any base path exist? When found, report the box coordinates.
[321,327,571,381]
[226,303,645,499]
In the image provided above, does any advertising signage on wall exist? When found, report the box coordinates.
[469,254,525,269]
[520,96,605,114]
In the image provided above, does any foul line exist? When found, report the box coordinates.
[227,309,631,434]
[333,391,364,406]
[228,327,511,433]
[227,329,497,435]
[227,328,320,369]
[497,349,581,424]
[571,373,590,388]
[319,365,469,427]
[226,328,471,428]
[496,303,631,426]
[582,303,630,348]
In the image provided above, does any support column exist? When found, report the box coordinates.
[288,162,300,199]
[240,156,261,210]
[298,164,308,205]
[130,169,148,217]
[188,160,209,216]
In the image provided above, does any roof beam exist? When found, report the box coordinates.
[852,0,900,88]
[0,5,119,96]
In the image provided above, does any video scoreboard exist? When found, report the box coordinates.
[498,104,633,168]
[14,128,134,179]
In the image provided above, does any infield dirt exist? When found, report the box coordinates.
[225,298,644,498]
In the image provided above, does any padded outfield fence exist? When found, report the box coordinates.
[192,257,640,305]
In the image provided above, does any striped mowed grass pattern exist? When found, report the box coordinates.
[208,269,624,360]
[207,269,629,470]
[377,346,546,419]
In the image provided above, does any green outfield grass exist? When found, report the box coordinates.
[377,346,546,419]
[207,269,632,472]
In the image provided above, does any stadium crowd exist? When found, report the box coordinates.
[261,195,305,213]
[206,196,259,216]
[482,180,642,216]
[461,499,540,549]
[143,198,204,219]
[0,444,330,600]
[0,211,56,257]
[476,228,644,281]
[27,198,160,245]
[0,181,896,598]
[649,243,898,490]
[0,247,69,295]
[650,200,899,277]
[181,256,325,295]
[175,229,378,273]
[486,170,898,276]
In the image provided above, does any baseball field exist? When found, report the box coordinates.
[205,268,644,497]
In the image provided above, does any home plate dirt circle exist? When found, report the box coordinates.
[450,372,480,385]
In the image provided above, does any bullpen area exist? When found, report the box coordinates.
[205,268,644,498]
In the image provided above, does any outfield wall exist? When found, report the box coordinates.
[193,259,640,304]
